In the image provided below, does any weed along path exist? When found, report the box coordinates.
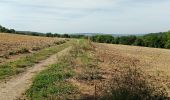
[0,46,72,100]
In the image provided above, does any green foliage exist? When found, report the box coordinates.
[165,31,170,48]
[91,32,170,49]
[142,33,167,48]
[118,35,136,45]
[134,38,144,46]
[26,40,81,100]
[27,63,77,100]
[91,35,114,43]
[0,25,15,33]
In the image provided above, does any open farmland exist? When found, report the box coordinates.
[0,36,169,99]
[0,33,66,63]
[96,43,170,77]
[23,40,170,100]
[95,43,170,97]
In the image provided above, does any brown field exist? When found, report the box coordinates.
[0,33,66,63]
[47,41,170,99]
[97,43,170,77]
[94,43,170,96]
[0,39,169,99]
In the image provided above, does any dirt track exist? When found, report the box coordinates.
[0,47,71,100]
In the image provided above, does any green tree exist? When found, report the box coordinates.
[165,31,170,48]
[134,38,144,46]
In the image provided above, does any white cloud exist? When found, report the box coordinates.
[0,0,170,34]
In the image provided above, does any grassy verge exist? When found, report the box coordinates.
[26,39,95,100]
[26,44,79,100]
[0,40,72,79]
[26,62,78,100]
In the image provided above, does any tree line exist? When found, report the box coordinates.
[0,25,88,38]
[1,25,170,49]
[0,25,15,33]
[91,32,170,49]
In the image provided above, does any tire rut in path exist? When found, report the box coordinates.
[0,47,72,100]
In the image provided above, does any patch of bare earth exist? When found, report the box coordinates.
[0,47,72,100]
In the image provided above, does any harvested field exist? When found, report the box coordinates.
[27,40,170,99]
[95,43,170,96]
[0,33,66,63]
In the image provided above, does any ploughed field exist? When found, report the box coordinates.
[0,33,65,64]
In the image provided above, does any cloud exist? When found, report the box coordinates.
[0,0,170,34]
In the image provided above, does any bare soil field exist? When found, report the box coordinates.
[0,33,65,64]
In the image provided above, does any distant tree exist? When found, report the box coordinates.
[53,33,61,37]
[134,38,144,46]
[165,31,170,48]
[61,34,70,38]
[9,29,15,33]
[114,37,120,44]
[119,36,137,45]
[46,32,53,37]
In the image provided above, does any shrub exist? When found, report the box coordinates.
[8,51,17,55]
[31,46,41,51]
[17,48,30,54]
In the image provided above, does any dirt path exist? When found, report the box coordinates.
[0,46,72,100]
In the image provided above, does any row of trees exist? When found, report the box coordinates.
[91,32,170,49]
[0,25,15,33]
[0,25,86,38]
[15,32,87,39]
[1,25,170,49]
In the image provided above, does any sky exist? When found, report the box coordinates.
[0,0,170,34]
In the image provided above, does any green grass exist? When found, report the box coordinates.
[26,39,98,100]
[26,39,93,100]
[26,63,78,100]
[26,51,79,100]
[0,40,72,79]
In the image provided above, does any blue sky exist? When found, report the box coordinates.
[0,0,170,34]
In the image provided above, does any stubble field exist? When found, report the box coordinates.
[0,33,65,64]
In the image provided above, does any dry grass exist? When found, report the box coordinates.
[0,33,66,63]
[95,43,170,97]
[25,40,169,99]
[67,41,169,99]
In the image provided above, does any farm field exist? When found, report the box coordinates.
[1,0,170,99]
[95,43,170,96]
[0,37,169,100]
[0,33,66,64]
[97,43,170,77]
[25,40,170,100]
